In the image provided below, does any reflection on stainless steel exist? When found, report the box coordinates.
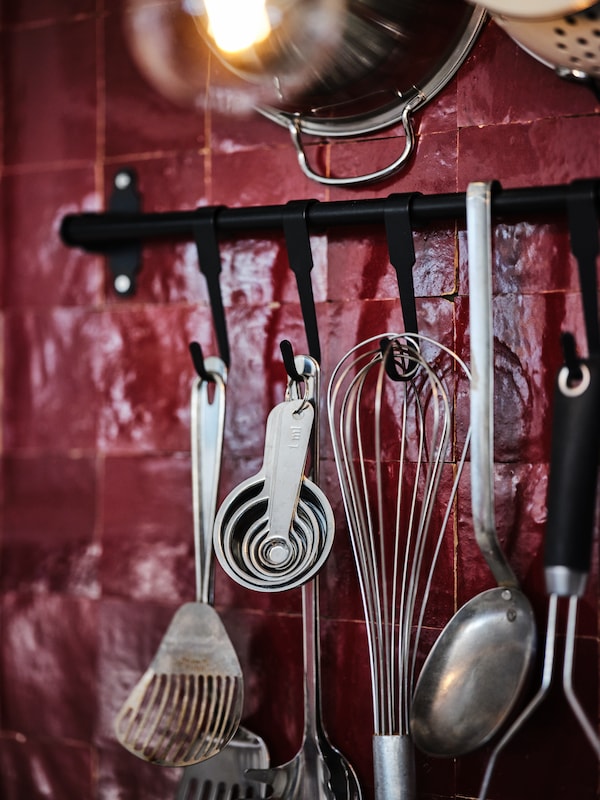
[114,358,244,767]
[247,354,362,800]
[213,360,334,591]
[410,182,537,759]
[328,332,471,800]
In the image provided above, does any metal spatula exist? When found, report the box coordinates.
[175,354,270,798]
[176,725,269,800]
[114,357,244,767]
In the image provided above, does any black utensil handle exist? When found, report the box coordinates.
[544,358,600,595]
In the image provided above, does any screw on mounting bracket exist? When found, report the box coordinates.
[107,168,142,296]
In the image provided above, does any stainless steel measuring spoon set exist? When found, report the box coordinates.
[213,355,334,592]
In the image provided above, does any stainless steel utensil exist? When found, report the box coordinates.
[492,3,600,95]
[248,354,361,800]
[478,355,600,799]
[410,182,537,758]
[213,364,334,592]
[176,725,269,800]
[175,356,270,799]
[328,333,471,800]
[468,0,596,18]
[114,358,244,767]
[124,0,485,186]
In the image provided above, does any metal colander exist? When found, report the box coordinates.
[493,3,600,89]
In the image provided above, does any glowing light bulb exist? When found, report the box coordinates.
[203,0,272,54]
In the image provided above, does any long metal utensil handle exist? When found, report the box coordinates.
[544,358,600,597]
[192,356,227,606]
[289,354,324,739]
[466,181,518,588]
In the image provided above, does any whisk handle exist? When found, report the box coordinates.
[373,735,415,800]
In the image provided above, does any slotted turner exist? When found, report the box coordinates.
[114,357,244,767]
[176,725,269,800]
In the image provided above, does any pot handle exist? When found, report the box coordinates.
[287,101,418,187]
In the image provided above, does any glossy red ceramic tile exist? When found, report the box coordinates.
[319,616,377,796]
[2,168,102,309]
[327,222,456,304]
[458,116,600,190]
[327,129,458,201]
[455,292,584,464]
[218,300,320,456]
[2,2,600,798]
[0,734,94,800]
[96,305,211,453]
[1,0,95,26]
[101,454,194,603]
[209,56,293,153]
[0,592,98,740]
[104,7,207,158]
[1,454,98,595]
[458,21,600,128]
[3,308,103,452]
[416,80,459,137]
[211,146,327,207]
[2,17,97,166]
[458,220,578,297]
[96,740,181,800]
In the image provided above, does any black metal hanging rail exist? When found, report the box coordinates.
[61,180,599,251]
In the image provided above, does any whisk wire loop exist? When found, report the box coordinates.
[328,332,471,743]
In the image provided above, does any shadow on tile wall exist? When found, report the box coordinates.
[1,2,600,799]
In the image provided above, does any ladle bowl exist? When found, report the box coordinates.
[410,587,536,756]
[409,182,537,758]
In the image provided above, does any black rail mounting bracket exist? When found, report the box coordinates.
[106,168,142,297]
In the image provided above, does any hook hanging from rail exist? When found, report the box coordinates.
[560,332,584,385]
[280,339,304,383]
[381,193,421,381]
[192,206,231,369]
[282,199,321,364]
[384,192,420,338]
[567,179,600,360]
[189,340,216,383]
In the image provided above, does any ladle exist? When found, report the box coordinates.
[410,181,537,757]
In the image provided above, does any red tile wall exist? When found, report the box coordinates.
[1,3,599,799]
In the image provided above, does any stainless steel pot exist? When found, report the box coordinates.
[125,0,486,185]
[256,2,486,185]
